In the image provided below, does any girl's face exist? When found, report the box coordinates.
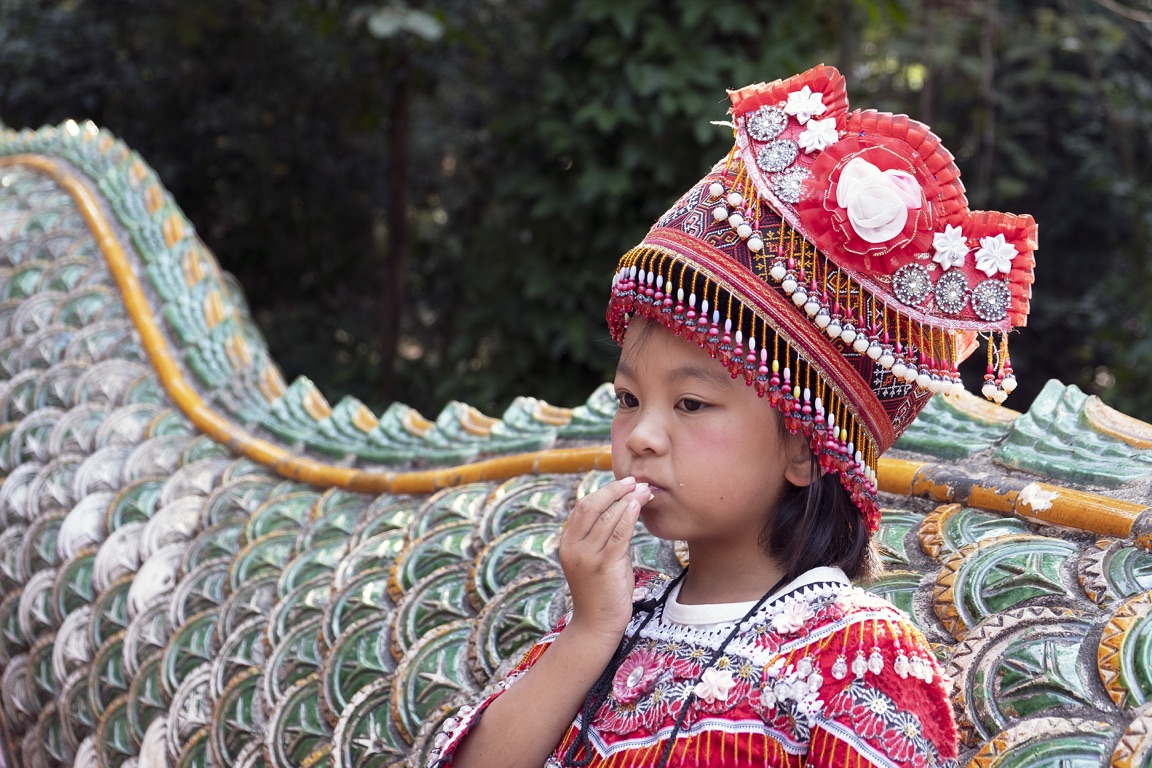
[611,319,811,558]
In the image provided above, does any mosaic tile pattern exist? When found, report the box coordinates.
[2,122,1152,767]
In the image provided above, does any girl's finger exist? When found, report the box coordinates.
[565,477,637,540]
[584,485,648,550]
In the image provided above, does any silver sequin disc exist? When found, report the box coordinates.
[971,278,1011,321]
[893,263,932,306]
[933,269,969,314]
[747,106,788,142]
[757,139,799,174]
[771,167,810,204]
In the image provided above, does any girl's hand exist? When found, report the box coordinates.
[559,476,650,643]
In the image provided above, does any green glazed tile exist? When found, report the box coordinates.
[210,615,267,702]
[277,538,346,596]
[471,571,567,683]
[873,508,924,569]
[353,498,419,543]
[160,608,220,700]
[860,571,923,619]
[1078,538,1152,606]
[87,628,128,720]
[331,678,410,767]
[407,483,492,541]
[229,531,298,592]
[391,619,479,744]
[476,475,574,542]
[389,521,475,600]
[201,476,282,526]
[332,530,406,588]
[321,566,394,650]
[264,674,332,768]
[0,591,27,664]
[180,522,245,574]
[209,666,264,767]
[995,380,1152,487]
[266,575,331,651]
[216,575,278,645]
[59,668,95,754]
[94,694,137,768]
[166,665,213,761]
[919,505,1032,561]
[181,435,234,464]
[88,577,131,650]
[471,523,560,608]
[262,614,324,710]
[391,562,474,661]
[126,653,166,745]
[321,615,396,721]
[245,490,322,541]
[936,535,1082,638]
[168,558,231,631]
[122,598,170,679]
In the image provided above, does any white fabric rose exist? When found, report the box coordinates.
[932,224,968,270]
[798,117,839,154]
[693,667,736,704]
[974,233,1017,276]
[770,599,813,634]
[784,86,826,125]
[835,157,923,244]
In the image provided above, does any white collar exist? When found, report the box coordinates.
[662,566,850,628]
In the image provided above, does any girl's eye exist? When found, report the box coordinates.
[616,391,639,409]
[680,398,705,413]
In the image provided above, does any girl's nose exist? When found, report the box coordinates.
[625,409,669,455]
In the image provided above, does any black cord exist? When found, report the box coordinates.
[563,568,689,766]
[651,571,792,768]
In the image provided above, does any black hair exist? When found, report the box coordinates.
[759,439,881,583]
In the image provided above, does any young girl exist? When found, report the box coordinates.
[429,64,1036,768]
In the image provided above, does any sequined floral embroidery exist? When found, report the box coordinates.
[612,648,664,705]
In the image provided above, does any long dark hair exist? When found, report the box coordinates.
[760,448,880,582]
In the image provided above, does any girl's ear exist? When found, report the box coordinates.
[782,432,815,488]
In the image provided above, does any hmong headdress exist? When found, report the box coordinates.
[607,65,1038,532]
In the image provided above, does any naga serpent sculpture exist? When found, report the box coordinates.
[1,121,1152,767]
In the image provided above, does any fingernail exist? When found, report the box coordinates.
[635,483,650,495]
[621,476,637,486]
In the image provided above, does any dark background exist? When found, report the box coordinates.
[3,0,1150,421]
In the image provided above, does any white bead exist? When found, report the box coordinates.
[951,379,966,396]
[903,367,919,384]
[804,297,820,316]
[840,325,857,344]
[781,276,798,294]
[769,263,787,281]
[815,310,831,328]
[726,192,743,207]
[826,320,842,338]
[891,362,908,378]
[878,352,895,368]
[916,371,932,388]
[992,388,1008,404]
[709,181,725,198]
[737,223,753,239]
[712,205,728,222]
[748,236,764,252]
[1002,375,1018,393]
[728,213,745,227]
[792,289,808,307]
[866,341,883,360]
[982,382,997,399]
[852,336,870,354]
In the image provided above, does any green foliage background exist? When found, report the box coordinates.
[2,0,1150,421]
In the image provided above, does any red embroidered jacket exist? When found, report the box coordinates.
[430,569,960,767]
